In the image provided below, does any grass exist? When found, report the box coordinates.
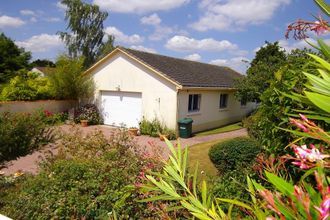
[194,122,243,137]
[188,139,225,177]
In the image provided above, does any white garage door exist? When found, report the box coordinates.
[101,91,142,128]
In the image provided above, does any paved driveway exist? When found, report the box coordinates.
[0,124,247,175]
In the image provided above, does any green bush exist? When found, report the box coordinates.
[0,112,55,163]
[139,118,176,140]
[0,71,54,101]
[208,137,262,173]
[0,129,163,219]
[49,55,94,100]
[37,109,69,125]
[74,104,103,125]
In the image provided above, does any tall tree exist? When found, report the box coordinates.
[97,35,115,60]
[30,59,55,68]
[235,42,287,102]
[0,33,31,83]
[58,0,110,68]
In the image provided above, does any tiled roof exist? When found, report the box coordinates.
[120,47,243,88]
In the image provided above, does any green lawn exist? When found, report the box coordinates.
[194,122,243,137]
[188,139,225,177]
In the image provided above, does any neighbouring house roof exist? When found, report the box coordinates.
[86,47,243,89]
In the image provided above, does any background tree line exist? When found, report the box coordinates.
[0,0,115,101]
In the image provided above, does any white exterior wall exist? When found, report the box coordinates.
[91,53,178,129]
[178,90,256,132]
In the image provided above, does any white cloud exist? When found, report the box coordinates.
[104,26,143,45]
[210,56,250,74]
[165,35,238,52]
[191,0,291,31]
[278,39,314,53]
[30,17,37,23]
[45,17,61,22]
[253,39,324,54]
[20,9,36,16]
[93,0,190,13]
[16,34,63,53]
[130,45,157,53]
[0,15,25,28]
[56,1,67,11]
[184,53,201,61]
[141,13,161,25]
[149,25,175,41]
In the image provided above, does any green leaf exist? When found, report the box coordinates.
[201,180,207,207]
[138,195,181,203]
[304,72,330,93]
[308,53,330,72]
[314,0,330,16]
[217,198,253,210]
[318,69,330,83]
[164,165,188,190]
[305,91,330,113]
[318,39,330,58]
[265,172,294,196]
[193,163,199,196]
[165,138,177,160]
[182,146,188,178]
[247,176,257,204]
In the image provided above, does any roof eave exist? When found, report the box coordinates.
[179,86,237,91]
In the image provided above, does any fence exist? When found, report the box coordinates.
[0,100,78,114]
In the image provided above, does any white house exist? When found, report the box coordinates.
[31,67,55,77]
[85,47,255,132]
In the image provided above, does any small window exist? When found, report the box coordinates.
[219,94,228,109]
[188,94,201,112]
[240,99,247,106]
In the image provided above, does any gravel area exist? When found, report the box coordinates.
[0,124,247,175]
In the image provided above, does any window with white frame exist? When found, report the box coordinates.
[188,94,201,112]
[219,94,228,109]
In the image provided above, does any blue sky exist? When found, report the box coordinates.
[0,0,326,73]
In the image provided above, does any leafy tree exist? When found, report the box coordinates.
[97,35,115,60]
[58,0,111,68]
[0,70,54,101]
[244,48,316,154]
[49,55,94,100]
[30,59,55,67]
[0,33,31,83]
[235,42,287,102]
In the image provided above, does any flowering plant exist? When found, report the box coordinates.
[74,104,103,125]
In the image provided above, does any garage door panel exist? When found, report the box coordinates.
[101,91,142,128]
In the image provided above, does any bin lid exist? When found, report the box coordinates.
[178,118,193,124]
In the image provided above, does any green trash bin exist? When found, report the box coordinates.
[178,118,193,138]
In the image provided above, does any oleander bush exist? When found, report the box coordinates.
[208,137,262,174]
[0,111,55,163]
[0,129,164,219]
[74,104,103,125]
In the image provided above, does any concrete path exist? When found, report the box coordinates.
[0,125,247,175]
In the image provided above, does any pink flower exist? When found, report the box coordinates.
[290,118,308,132]
[299,114,309,122]
[312,21,329,35]
[293,145,329,162]
[315,195,330,220]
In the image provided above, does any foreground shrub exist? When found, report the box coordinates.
[0,112,55,163]
[74,104,103,125]
[208,137,262,173]
[139,118,176,140]
[0,129,164,219]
